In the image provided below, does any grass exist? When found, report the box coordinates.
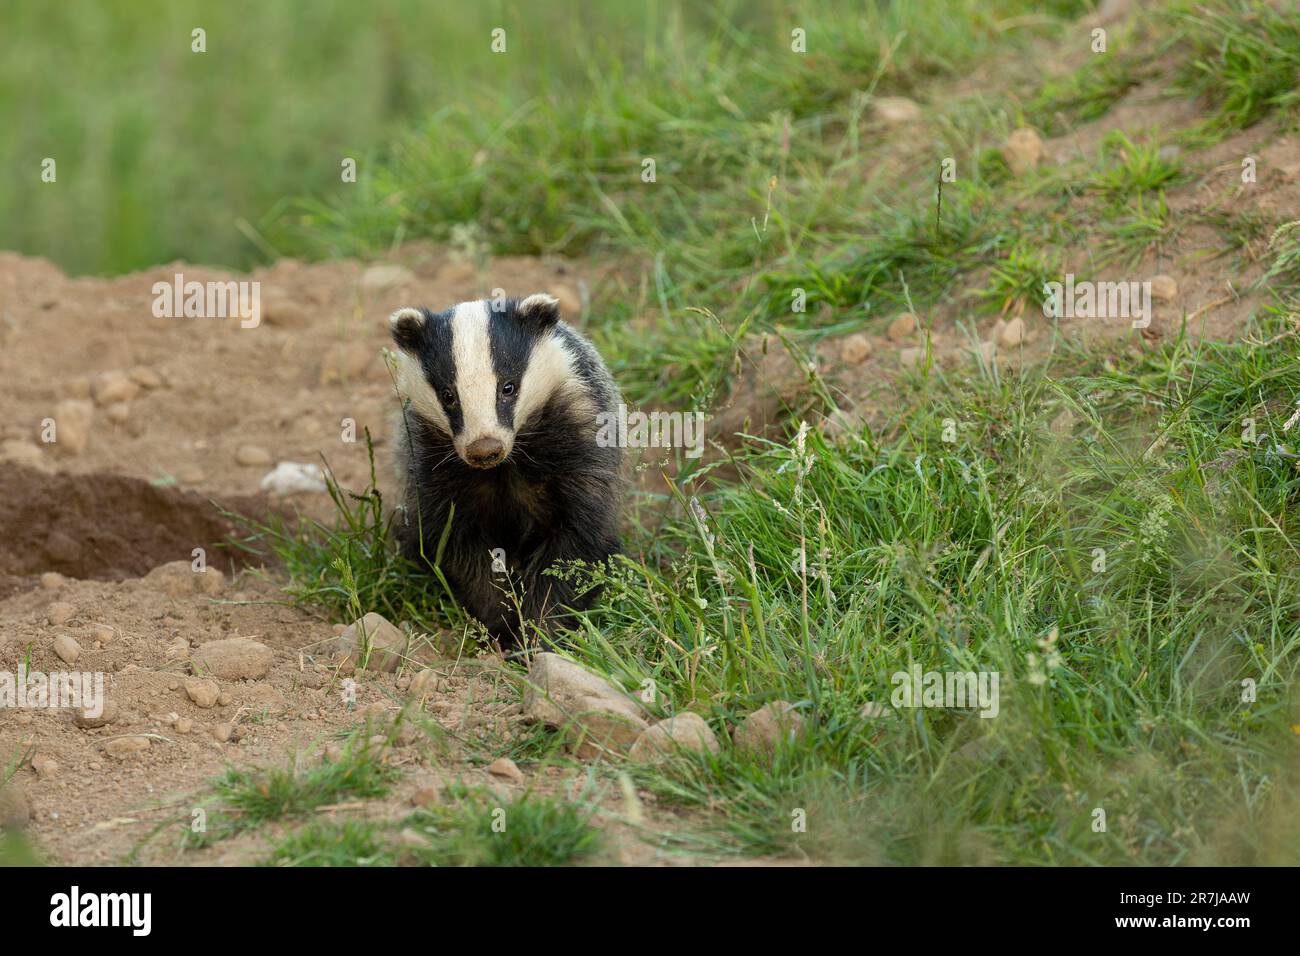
[578,298,1300,864]
[0,0,701,275]
[1029,51,1150,138]
[1177,0,1300,131]
[262,784,602,867]
[1099,193,1179,266]
[165,722,601,866]
[400,783,603,866]
[173,732,398,850]
[223,432,464,640]
[1088,132,1182,203]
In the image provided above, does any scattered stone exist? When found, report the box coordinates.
[46,601,76,625]
[998,317,1026,348]
[336,612,408,673]
[872,96,921,125]
[523,653,643,724]
[320,342,376,384]
[733,701,806,758]
[127,366,164,389]
[410,785,441,807]
[31,755,59,779]
[486,757,525,784]
[360,263,414,292]
[104,401,131,425]
[839,333,872,365]
[1001,128,1044,176]
[52,399,94,455]
[259,461,327,495]
[394,828,432,850]
[104,736,150,758]
[1150,274,1178,302]
[184,677,221,709]
[629,712,721,761]
[0,783,30,828]
[192,638,274,680]
[89,623,116,645]
[235,444,272,467]
[39,572,66,590]
[66,377,93,400]
[211,723,235,743]
[408,669,440,698]
[887,312,917,343]
[261,295,311,328]
[73,699,119,729]
[522,653,649,758]
[91,370,140,407]
[164,638,191,661]
[144,561,224,597]
[51,634,81,664]
[174,718,193,734]
[177,464,205,484]
[0,439,44,469]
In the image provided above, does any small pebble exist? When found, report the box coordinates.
[51,634,81,664]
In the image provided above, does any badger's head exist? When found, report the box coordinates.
[388,294,591,470]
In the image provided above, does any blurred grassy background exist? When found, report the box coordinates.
[0,0,740,275]
[2,0,1087,276]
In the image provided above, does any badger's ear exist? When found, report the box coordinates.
[516,293,560,331]
[389,307,426,352]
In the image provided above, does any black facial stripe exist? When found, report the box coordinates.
[416,310,464,435]
[488,300,541,430]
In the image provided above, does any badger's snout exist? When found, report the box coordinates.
[464,435,506,469]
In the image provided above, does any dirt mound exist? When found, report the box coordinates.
[0,464,260,584]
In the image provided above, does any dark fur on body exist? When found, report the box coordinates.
[390,296,623,644]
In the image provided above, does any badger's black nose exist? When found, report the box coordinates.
[465,436,505,467]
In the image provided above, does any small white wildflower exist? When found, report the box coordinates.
[688,495,715,546]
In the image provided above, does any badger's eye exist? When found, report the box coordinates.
[500,381,517,397]
[441,388,458,407]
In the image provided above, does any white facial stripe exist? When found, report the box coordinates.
[393,351,451,435]
[451,301,508,444]
[514,333,595,431]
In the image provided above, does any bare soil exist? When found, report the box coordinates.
[0,245,714,865]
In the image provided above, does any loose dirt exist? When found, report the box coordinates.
[0,244,718,865]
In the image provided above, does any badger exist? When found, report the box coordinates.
[387,293,623,645]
